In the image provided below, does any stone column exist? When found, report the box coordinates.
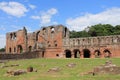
[90,50,95,58]
[80,51,84,58]
[71,51,74,58]
[63,53,66,58]
[100,49,104,58]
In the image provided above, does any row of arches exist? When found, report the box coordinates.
[64,49,111,58]
[9,45,23,53]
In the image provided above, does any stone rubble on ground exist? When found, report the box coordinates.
[66,63,76,68]
[48,67,60,72]
[93,60,120,75]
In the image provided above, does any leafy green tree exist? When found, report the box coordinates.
[113,25,120,35]
[70,24,120,38]
[88,24,114,36]
[0,48,5,52]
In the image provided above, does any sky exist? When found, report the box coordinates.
[0,0,120,48]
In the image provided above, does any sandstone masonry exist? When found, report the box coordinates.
[5,25,120,58]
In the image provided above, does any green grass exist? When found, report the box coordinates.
[0,58,120,80]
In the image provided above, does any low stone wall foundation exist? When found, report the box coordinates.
[0,51,42,60]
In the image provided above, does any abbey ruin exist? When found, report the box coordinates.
[5,25,120,58]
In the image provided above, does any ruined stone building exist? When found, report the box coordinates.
[6,25,120,58]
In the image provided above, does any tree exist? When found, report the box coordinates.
[113,25,120,35]
[70,24,120,38]
[88,24,114,36]
[0,48,5,52]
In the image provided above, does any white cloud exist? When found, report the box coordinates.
[0,1,28,17]
[29,4,36,9]
[66,7,120,31]
[0,35,6,48]
[31,8,58,26]
[40,8,58,25]
[31,16,40,19]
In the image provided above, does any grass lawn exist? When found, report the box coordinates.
[0,58,120,80]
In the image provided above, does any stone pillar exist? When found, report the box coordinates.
[71,51,74,58]
[100,49,104,58]
[80,51,84,58]
[91,50,95,58]
[63,53,66,58]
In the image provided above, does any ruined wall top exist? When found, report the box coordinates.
[63,35,120,47]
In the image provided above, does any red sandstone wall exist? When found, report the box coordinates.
[6,29,27,54]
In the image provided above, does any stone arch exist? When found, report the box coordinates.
[28,46,32,52]
[83,49,91,58]
[14,47,16,53]
[42,27,46,35]
[13,33,16,40]
[65,49,72,58]
[54,40,57,47]
[9,47,12,53]
[17,45,23,53]
[94,50,101,58]
[73,49,80,58]
[104,49,111,58]
[50,27,55,33]
[42,51,45,58]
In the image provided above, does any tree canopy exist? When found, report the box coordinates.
[0,48,5,52]
[70,24,120,38]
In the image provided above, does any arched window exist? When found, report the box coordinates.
[14,47,16,52]
[94,50,101,58]
[9,47,12,53]
[51,27,55,33]
[17,45,23,53]
[42,28,46,35]
[64,27,67,37]
[54,41,57,47]
[28,46,32,52]
[36,31,40,41]
[104,49,111,58]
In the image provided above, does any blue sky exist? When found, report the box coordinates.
[0,0,120,48]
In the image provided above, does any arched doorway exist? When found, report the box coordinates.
[65,50,71,58]
[94,50,101,58]
[104,49,111,58]
[83,49,91,58]
[42,51,44,58]
[17,45,23,53]
[9,47,12,53]
[28,46,32,52]
[73,49,80,58]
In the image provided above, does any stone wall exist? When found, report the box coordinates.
[6,27,27,53]
[63,35,120,47]
[5,24,120,59]
[0,51,43,60]
[62,35,120,58]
